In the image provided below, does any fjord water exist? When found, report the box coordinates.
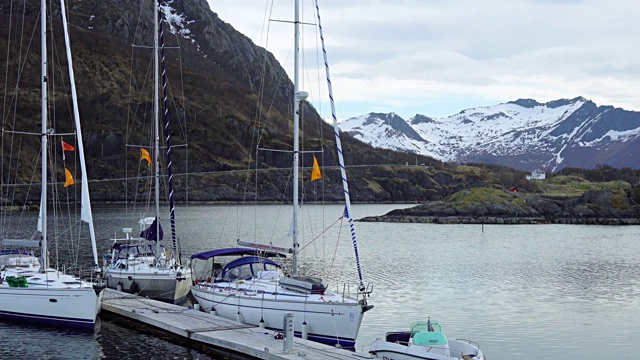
[2,204,639,359]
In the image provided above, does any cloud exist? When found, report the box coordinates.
[208,0,640,119]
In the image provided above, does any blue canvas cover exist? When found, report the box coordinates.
[191,247,286,260]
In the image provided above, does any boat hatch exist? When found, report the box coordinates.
[279,276,326,294]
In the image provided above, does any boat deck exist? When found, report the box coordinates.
[101,289,372,360]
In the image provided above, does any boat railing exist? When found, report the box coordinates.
[408,343,463,358]
[456,338,480,348]
[339,281,373,301]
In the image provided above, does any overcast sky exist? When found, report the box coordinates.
[205,0,640,120]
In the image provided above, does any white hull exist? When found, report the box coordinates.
[0,264,101,329]
[370,338,485,360]
[105,267,191,304]
[190,280,368,348]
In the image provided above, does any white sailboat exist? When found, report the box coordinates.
[190,0,373,349]
[103,0,191,304]
[0,0,103,328]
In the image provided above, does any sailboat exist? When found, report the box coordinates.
[0,0,103,328]
[102,0,191,304]
[190,0,373,349]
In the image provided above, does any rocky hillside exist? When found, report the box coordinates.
[0,0,453,205]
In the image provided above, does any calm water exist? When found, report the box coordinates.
[2,203,639,360]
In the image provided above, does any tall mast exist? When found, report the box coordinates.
[291,0,302,278]
[159,8,180,263]
[153,0,161,258]
[39,0,48,272]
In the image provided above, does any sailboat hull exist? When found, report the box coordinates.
[0,285,101,329]
[106,269,191,304]
[190,283,367,348]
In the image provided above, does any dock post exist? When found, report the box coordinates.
[283,313,294,353]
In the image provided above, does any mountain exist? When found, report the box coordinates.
[0,0,441,203]
[338,112,429,154]
[339,97,640,171]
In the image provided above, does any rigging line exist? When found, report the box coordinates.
[3,0,30,125]
[3,2,37,235]
[267,168,293,246]
[296,214,342,255]
[240,0,276,237]
[2,0,14,123]
[315,0,365,291]
[244,1,276,232]
[253,0,273,140]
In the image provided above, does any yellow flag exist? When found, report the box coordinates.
[311,156,322,181]
[141,148,151,166]
[64,168,74,187]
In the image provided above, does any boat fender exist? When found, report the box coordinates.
[259,318,265,329]
[130,281,139,294]
[116,282,123,292]
[302,321,308,339]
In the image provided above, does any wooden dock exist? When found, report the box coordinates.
[101,289,373,360]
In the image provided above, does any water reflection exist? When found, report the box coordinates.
[0,321,98,360]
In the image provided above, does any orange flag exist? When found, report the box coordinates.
[61,140,75,152]
[64,168,74,187]
[311,156,322,181]
[141,148,151,166]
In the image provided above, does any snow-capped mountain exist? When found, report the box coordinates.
[339,97,640,171]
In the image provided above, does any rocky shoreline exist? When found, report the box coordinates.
[358,189,640,225]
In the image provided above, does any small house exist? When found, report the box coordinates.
[509,187,520,192]
[526,169,546,180]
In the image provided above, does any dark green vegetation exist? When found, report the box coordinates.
[360,172,640,225]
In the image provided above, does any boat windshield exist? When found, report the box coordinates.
[115,244,156,259]
[220,256,281,281]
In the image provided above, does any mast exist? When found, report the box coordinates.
[159,7,180,264]
[39,0,48,272]
[153,0,161,259]
[292,0,302,278]
[59,0,99,271]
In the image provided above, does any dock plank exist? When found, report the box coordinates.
[101,289,372,360]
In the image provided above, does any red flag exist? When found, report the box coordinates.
[61,140,75,152]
